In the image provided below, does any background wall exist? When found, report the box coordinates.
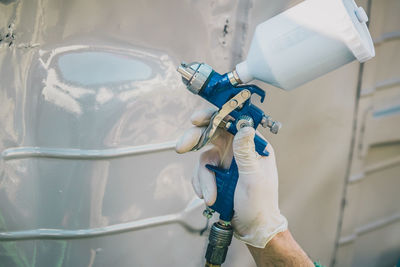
[0,0,398,266]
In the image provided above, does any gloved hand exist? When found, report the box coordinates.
[176,108,288,248]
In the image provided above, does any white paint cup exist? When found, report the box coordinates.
[236,0,375,90]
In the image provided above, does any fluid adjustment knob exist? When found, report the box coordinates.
[261,115,282,134]
[236,115,254,131]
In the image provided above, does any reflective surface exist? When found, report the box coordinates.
[0,0,253,266]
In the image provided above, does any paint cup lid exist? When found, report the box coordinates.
[340,0,375,62]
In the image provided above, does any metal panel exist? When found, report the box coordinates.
[0,0,253,266]
[351,221,400,267]
[334,0,400,265]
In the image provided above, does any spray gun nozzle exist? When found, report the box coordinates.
[176,62,213,95]
[177,64,195,85]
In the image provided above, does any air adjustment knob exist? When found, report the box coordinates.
[236,115,254,131]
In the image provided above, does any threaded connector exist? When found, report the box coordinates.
[205,222,233,265]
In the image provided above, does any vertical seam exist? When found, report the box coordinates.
[330,0,372,266]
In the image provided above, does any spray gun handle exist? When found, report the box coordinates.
[205,134,268,222]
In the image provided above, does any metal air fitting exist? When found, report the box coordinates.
[227,69,242,86]
[205,222,233,266]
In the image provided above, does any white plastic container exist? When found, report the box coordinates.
[235,0,375,90]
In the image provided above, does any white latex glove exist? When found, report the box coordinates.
[176,108,288,248]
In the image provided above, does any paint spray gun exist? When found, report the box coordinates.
[178,62,277,266]
[177,0,374,266]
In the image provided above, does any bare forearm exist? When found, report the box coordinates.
[247,230,314,267]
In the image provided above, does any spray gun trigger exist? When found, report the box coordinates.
[191,90,252,151]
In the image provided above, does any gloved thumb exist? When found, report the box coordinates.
[233,127,258,174]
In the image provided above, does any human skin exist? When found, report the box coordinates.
[247,230,314,267]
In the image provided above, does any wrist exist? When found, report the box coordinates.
[233,213,288,248]
[247,229,314,267]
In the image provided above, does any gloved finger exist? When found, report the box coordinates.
[233,127,258,173]
[175,126,205,154]
[190,107,217,127]
[265,139,275,156]
[196,148,219,206]
[192,161,203,199]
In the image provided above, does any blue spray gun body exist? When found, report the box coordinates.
[177,62,281,221]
